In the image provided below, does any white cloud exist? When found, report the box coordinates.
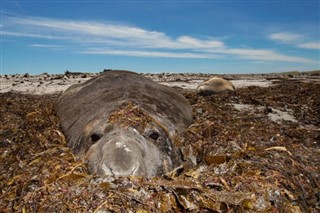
[2,31,61,39]
[229,49,312,63]
[269,32,319,50]
[176,36,224,49]
[11,16,166,40]
[30,44,61,48]
[7,16,222,50]
[208,48,316,64]
[82,49,221,59]
[269,32,303,42]
[297,42,320,50]
[3,14,316,63]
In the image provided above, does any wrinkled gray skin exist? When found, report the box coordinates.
[55,70,193,177]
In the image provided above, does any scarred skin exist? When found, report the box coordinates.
[55,70,193,177]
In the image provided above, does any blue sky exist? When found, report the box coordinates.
[1,1,319,74]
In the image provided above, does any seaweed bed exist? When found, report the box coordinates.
[0,79,319,212]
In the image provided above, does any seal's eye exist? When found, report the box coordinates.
[91,133,101,143]
[148,131,159,141]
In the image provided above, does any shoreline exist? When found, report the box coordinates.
[1,71,319,95]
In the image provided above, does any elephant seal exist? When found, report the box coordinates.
[197,77,235,95]
[55,70,193,177]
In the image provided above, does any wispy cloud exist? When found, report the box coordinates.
[228,49,314,63]
[30,44,61,48]
[2,31,61,39]
[28,44,66,52]
[269,32,303,42]
[206,48,315,63]
[3,14,317,63]
[297,42,320,50]
[82,48,222,59]
[269,32,320,50]
[5,15,224,50]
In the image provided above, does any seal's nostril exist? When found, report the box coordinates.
[91,133,101,143]
[148,131,159,140]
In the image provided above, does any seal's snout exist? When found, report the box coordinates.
[101,140,146,177]
[102,159,141,177]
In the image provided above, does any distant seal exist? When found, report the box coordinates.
[197,77,235,95]
[55,70,193,177]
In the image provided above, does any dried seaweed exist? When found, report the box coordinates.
[108,102,159,134]
[1,79,319,212]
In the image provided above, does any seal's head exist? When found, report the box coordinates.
[76,103,178,177]
[86,127,173,177]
